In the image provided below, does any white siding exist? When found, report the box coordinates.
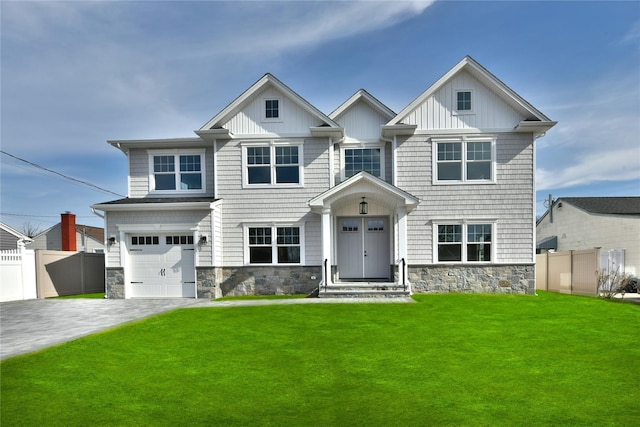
[104,210,212,267]
[128,147,215,198]
[537,204,640,277]
[334,100,388,141]
[216,137,328,266]
[223,87,323,135]
[396,133,534,264]
[404,71,526,130]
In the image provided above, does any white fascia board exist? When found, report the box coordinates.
[310,127,345,139]
[108,138,207,153]
[91,201,215,212]
[515,121,557,136]
[194,129,232,142]
[381,124,418,137]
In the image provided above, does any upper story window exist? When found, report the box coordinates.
[265,99,279,119]
[149,150,205,194]
[435,222,494,263]
[434,138,494,184]
[341,144,384,180]
[243,142,303,188]
[455,90,473,114]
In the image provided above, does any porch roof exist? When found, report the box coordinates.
[308,172,419,213]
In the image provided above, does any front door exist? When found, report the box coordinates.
[337,217,390,280]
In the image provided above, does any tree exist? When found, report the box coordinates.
[21,222,42,238]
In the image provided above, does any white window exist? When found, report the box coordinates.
[340,144,385,180]
[262,97,282,122]
[454,89,473,114]
[434,222,494,263]
[148,150,205,194]
[243,142,303,187]
[434,138,495,183]
[245,224,304,265]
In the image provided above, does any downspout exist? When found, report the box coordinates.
[329,137,335,188]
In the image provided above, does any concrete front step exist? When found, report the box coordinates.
[318,282,410,298]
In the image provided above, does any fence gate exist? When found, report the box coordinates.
[0,247,37,301]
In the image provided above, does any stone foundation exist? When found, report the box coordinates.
[217,265,322,297]
[409,264,535,295]
[105,267,125,299]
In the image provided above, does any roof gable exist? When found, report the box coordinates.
[199,73,340,136]
[0,222,31,241]
[388,56,556,134]
[329,90,395,141]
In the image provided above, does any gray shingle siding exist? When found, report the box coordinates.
[398,133,534,264]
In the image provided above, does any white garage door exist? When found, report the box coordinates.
[128,234,196,298]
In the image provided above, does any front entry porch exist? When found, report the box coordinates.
[308,172,419,298]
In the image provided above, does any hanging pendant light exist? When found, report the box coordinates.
[359,196,368,215]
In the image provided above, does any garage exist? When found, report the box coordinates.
[127,234,196,298]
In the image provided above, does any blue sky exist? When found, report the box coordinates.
[1,0,639,233]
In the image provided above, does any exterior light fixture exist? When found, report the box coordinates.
[199,235,208,244]
[108,236,116,246]
[359,197,368,215]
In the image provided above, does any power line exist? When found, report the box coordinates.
[1,150,125,197]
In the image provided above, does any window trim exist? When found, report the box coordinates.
[453,89,474,115]
[432,220,496,264]
[243,223,305,265]
[432,137,496,185]
[148,149,206,195]
[339,143,386,181]
[262,97,283,123]
[241,141,304,188]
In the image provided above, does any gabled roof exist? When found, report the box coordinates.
[558,197,640,216]
[0,222,32,242]
[329,89,396,122]
[199,73,341,132]
[308,171,419,212]
[387,55,556,134]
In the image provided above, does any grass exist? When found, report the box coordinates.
[47,292,105,299]
[215,294,308,301]
[2,292,638,426]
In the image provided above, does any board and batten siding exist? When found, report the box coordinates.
[334,100,392,141]
[104,210,213,267]
[396,133,534,264]
[215,137,329,266]
[128,147,215,198]
[223,87,324,135]
[404,70,526,131]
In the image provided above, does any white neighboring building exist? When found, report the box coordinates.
[536,197,640,277]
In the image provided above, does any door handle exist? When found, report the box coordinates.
[364,250,367,257]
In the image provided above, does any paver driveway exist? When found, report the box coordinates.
[0,298,211,360]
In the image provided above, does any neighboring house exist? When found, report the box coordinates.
[0,222,32,250]
[28,212,105,253]
[92,56,556,299]
[536,197,640,277]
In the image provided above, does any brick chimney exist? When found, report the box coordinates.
[61,212,77,251]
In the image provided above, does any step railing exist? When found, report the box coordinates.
[399,258,406,292]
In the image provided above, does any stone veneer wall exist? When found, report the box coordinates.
[409,264,535,295]
[105,267,125,299]
[216,265,322,297]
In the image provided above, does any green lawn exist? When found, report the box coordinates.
[48,292,105,299]
[2,292,638,426]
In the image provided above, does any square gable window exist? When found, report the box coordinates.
[265,99,279,119]
[456,90,472,113]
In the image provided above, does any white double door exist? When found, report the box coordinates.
[337,217,390,280]
[128,234,196,298]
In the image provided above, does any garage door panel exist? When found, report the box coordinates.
[128,234,195,298]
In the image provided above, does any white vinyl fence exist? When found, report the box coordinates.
[0,246,37,302]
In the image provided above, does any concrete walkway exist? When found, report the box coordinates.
[1,297,414,360]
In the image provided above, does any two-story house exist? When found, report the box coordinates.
[92,56,556,299]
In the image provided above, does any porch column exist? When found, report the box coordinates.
[397,206,408,283]
[321,207,332,285]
